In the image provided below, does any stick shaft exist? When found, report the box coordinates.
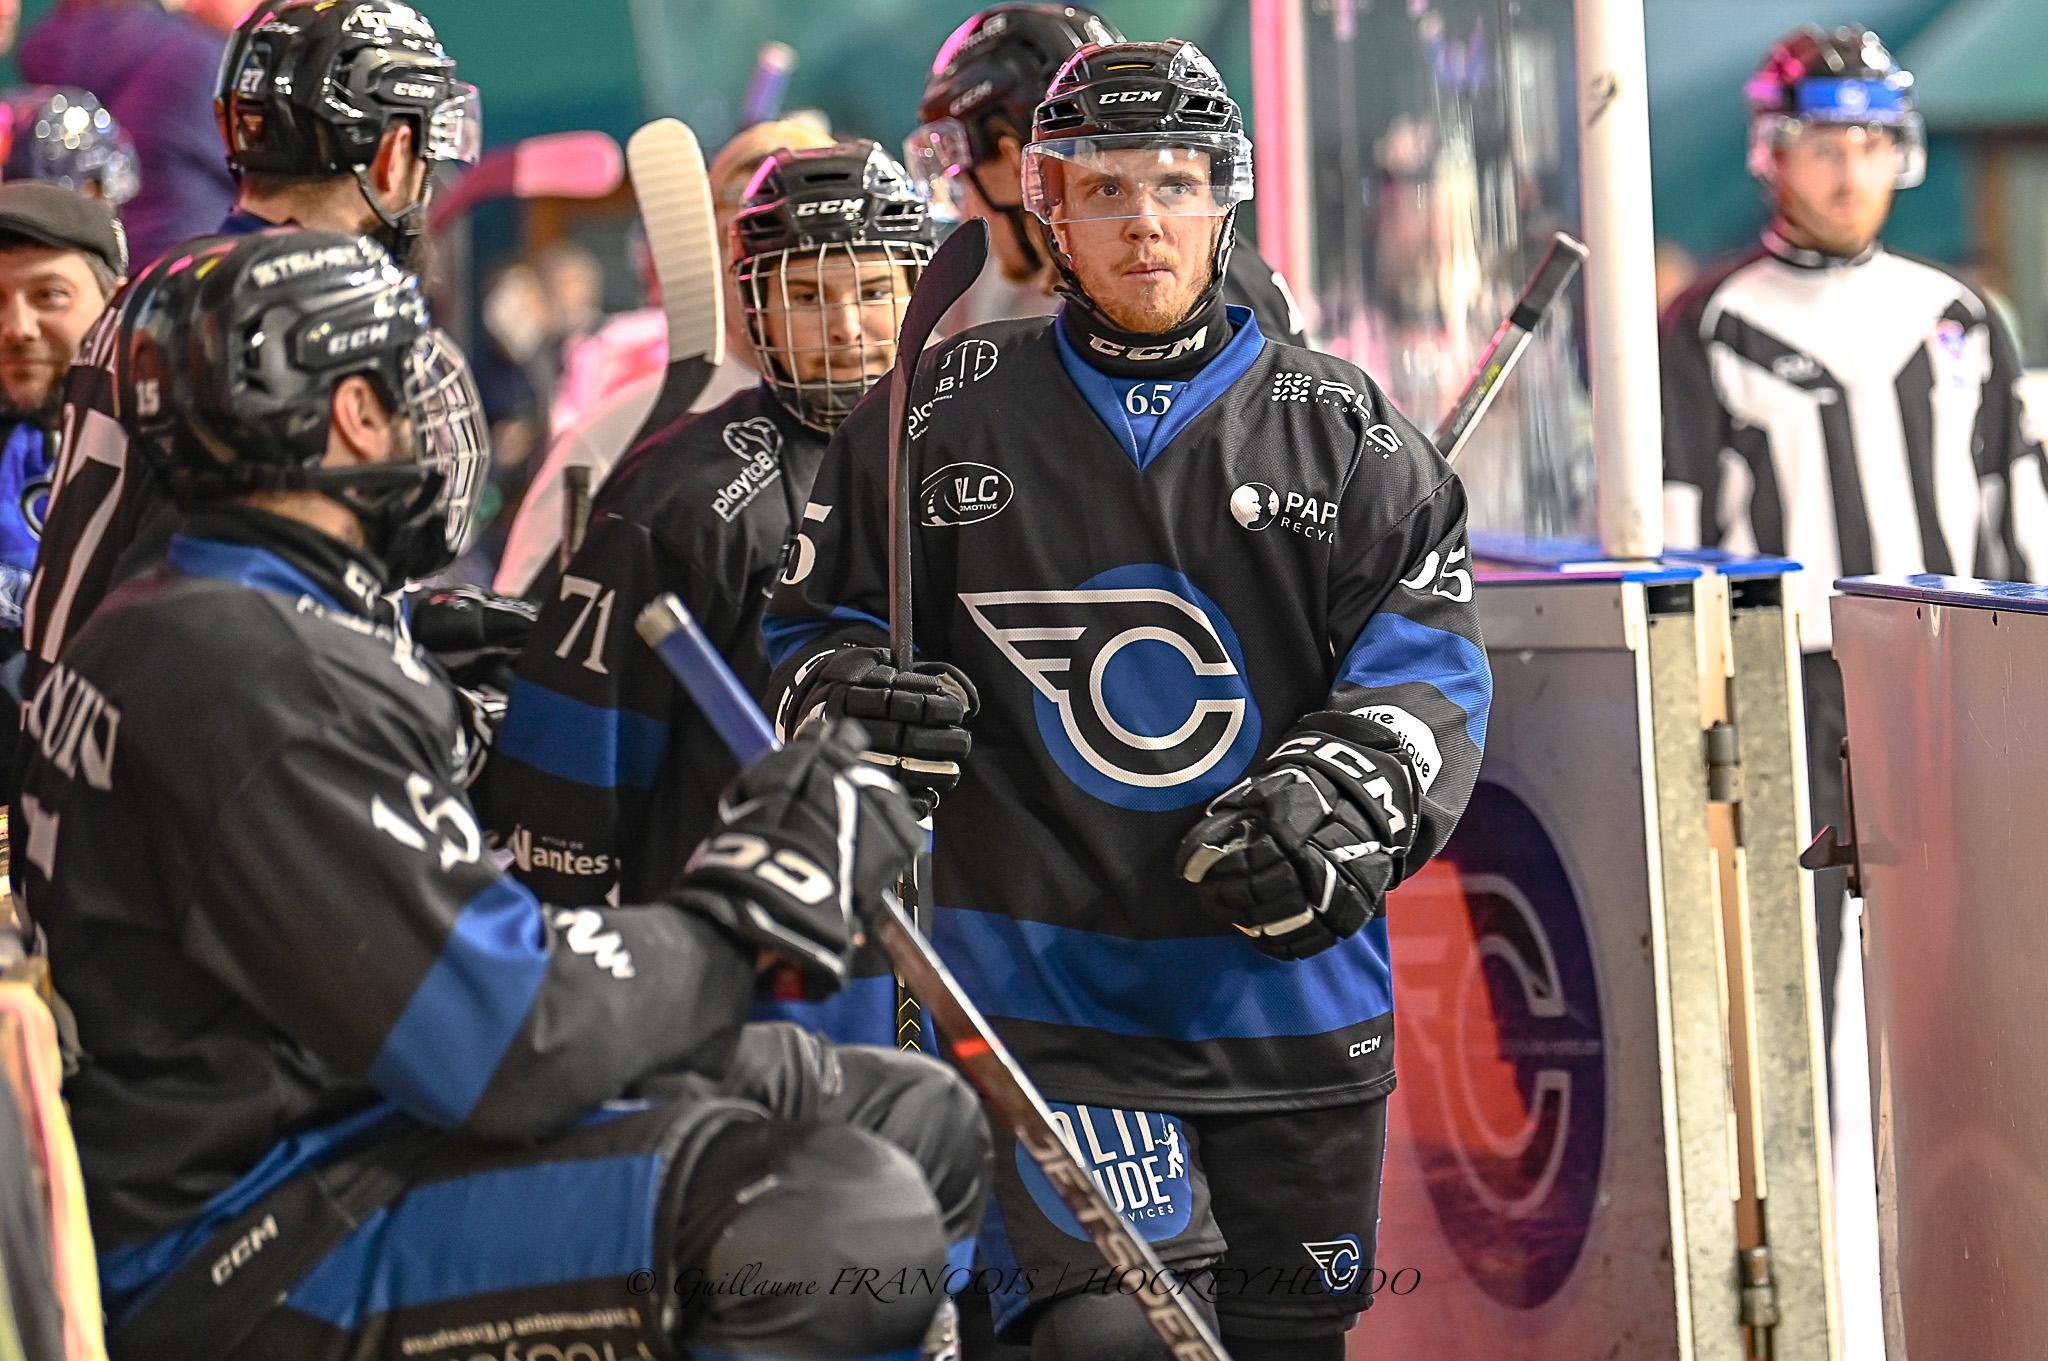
[1432,232,1589,465]
[633,593,1232,1361]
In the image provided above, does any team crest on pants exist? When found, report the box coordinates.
[1020,1102,1192,1242]
[960,563,1261,810]
[1302,1236,1364,1294]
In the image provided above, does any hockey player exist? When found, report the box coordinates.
[493,118,840,599]
[1660,24,2047,1046]
[16,228,988,1361]
[768,42,1489,1360]
[0,87,142,207]
[490,140,936,1047]
[907,4,1308,345]
[22,0,484,687]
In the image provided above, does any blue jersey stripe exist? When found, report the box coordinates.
[1336,612,1492,750]
[282,1154,662,1328]
[761,602,890,669]
[367,878,551,1126]
[1054,306,1264,470]
[748,972,896,1048]
[167,535,344,612]
[97,1104,406,1321]
[932,907,1391,1041]
[496,677,669,791]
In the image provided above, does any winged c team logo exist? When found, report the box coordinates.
[960,564,1261,811]
[1302,1236,1364,1294]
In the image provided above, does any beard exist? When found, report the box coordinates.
[0,349,67,427]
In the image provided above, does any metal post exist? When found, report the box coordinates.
[1251,0,1313,307]
[1574,0,1664,560]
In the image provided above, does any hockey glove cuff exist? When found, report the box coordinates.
[1177,711,1421,961]
[673,719,923,996]
[407,585,539,692]
[776,645,978,814]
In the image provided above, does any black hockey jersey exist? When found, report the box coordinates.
[765,307,1491,1111]
[17,507,757,1251]
[485,385,896,1044]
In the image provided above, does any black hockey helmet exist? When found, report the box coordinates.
[731,140,936,434]
[216,1,479,261]
[1023,41,1252,323]
[0,87,140,206]
[122,230,487,581]
[1746,25,1923,189]
[906,5,1121,268]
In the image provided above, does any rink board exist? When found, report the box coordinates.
[1352,569,1741,1360]
[1833,578,2048,1361]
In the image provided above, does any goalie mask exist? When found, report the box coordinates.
[124,230,488,583]
[1746,24,1924,191]
[730,141,936,434]
[1023,40,1252,333]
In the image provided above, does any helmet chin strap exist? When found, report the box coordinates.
[354,164,432,268]
[964,162,1045,280]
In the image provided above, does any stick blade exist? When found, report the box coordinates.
[629,118,723,369]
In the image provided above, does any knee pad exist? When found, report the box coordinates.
[834,1045,992,1244]
[1028,1283,1220,1361]
[676,1120,947,1358]
[1221,1332,1344,1361]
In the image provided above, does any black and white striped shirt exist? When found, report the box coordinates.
[1660,232,2046,647]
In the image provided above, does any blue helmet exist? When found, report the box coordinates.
[1,87,140,206]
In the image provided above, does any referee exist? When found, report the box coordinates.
[1660,24,2047,1049]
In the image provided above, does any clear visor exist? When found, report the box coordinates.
[1748,112,1925,190]
[735,241,930,433]
[404,327,489,560]
[1021,131,1252,224]
[427,83,482,166]
[903,118,974,227]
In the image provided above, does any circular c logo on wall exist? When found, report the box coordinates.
[1393,780,1606,1309]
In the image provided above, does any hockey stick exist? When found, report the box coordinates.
[739,41,798,127]
[621,119,726,453]
[885,218,990,1054]
[427,131,625,234]
[1432,231,1588,466]
[636,594,1233,1361]
[559,464,594,572]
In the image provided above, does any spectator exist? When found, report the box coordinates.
[17,0,248,267]
[0,182,125,795]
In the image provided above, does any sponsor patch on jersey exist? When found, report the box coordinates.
[714,417,783,522]
[962,564,1261,811]
[920,462,1013,526]
[508,825,613,880]
[1934,318,1969,363]
[1230,481,1278,531]
[1302,1236,1364,1295]
[909,338,1000,440]
[1269,370,1404,455]
[1231,480,1336,542]
[1351,703,1443,791]
[1019,1103,1192,1244]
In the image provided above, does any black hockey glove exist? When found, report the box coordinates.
[407,585,539,692]
[777,646,978,814]
[673,719,923,995]
[1177,711,1421,961]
